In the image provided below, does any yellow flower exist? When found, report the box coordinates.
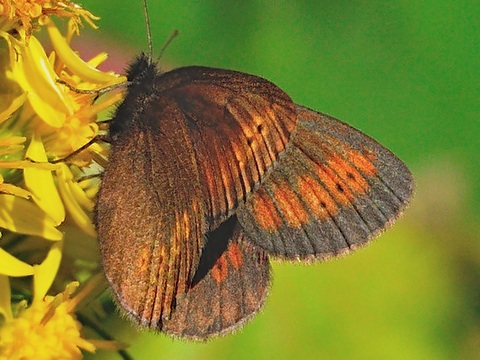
[0,0,100,38]
[0,1,128,358]
[0,242,127,359]
[1,0,125,238]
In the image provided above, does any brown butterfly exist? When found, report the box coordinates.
[95,54,414,340]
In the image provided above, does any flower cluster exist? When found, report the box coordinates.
[0,1,126,358]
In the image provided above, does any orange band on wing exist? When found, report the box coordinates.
[211,255,228,283]
[227,242,243,270]
[251,189,282,231]
[326,154,370,195]
[271,180,309,228]
[345,149,378,177]
[297,175,339,218]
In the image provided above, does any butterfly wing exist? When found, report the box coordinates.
[162,216,270,339]
[97,63,290,334]
[96,100,207,329]
[157,66,298,227]
[237,105,414,260]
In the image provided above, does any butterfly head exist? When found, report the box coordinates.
[126,53,159,84]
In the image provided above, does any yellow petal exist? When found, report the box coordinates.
[56,164,96,237]
[0,248,34,277]
[0,145,24,157]
[0,275,13,320]
[0,194,63,240]
[0,183,32,199]
[86,52,109,69]
[46,19,122,85]
[24,135,65,225]
[33,241,63,301]
[0,136,27,147]
[9,36,72,127]
[0,92,27,124]
[0,160,58,170]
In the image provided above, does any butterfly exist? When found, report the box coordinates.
[94,54,414,340]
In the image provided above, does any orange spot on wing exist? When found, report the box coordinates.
[297,175,339,217]
[345,150,378,177]
[212,255,228,283]
[272,180,309,228]
[227,242,243,270]
[203,160,217,209]
[327,154,369,195]
[252,189,282,231]
[219,159,236,210]
[136,244,152,278]
[312,162,353,204]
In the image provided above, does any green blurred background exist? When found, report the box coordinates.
[75,0,479,359]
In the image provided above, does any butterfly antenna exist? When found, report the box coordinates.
[156,29,179,63]
[142,0,153,63]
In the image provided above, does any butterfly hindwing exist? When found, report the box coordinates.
[237,105,414,260]
[162,216,270,339]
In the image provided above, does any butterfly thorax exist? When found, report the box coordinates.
[109,53,162,140]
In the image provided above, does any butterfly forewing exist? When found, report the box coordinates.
[96,96,207,329]
[237,105,414,260]
[158,66,298,227]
